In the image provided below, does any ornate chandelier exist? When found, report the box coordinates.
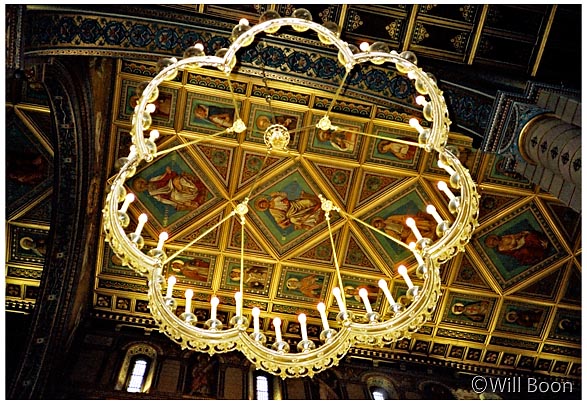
[102,10,480,378]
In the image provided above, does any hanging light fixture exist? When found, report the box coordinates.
[102,10,479,378]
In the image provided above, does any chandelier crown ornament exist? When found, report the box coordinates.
[102,10,480,378]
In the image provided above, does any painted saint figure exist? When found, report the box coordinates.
[286,274,322,298]
[170,258,210,282]
[377,139,417,160]
[371,211,436,245]
[451,300,490,323]
[193,104,234,129]
[484,229,549,266]
[133,166,207,211]
[229,266,269,289]
[255,191,325,231]
[316,129,357,152]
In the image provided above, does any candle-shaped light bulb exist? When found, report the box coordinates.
[120,193,135,213]
[149,129,160,142]
[166,275,176,298]
[146,103,157,113]
[239,18,249,26]
[415,95,427,106]
[332,287,346,312]
[210,296,219,320]
[358,288,373,313]
[184,289,193,314]
[405,217,422,241]
[252,307,261,334]
[128,145,137,160]
[134,213,148,235]
[378,279,396,306]
[235,291,242,317]
[317,302,329,330]
[409,117,424,134]
[273,317,282,343]
[298,313,308,340]
[157,232,168,250]
[426,205,444,224]
[398,265,414,289]
[409,241,416,250]
[437,160,456,175]
[438,181,456,200]
[359,42,370,51]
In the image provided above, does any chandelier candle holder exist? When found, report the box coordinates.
[102,10,480,378]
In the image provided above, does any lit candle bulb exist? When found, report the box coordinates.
[157,232,168,250]
[134,213,148,236]
[149,129,160,142]
[120,193,135,213]
[210,296,219,320]
[273,317,282,343]
[409,117,424,134]
[359,42,369,51]
[298,313,308,340]
[437,160,456,175]
[252,307,261,334]
[146,103,157,113]
[184,289,193,314]
[415,95,427,106]
[358,288,373,313]
[438,181,456,200]
[398,265,414,289]
[128,145,137,159]
[317,302,329,330]
[426,205,444,225]
[235,291,242,317]
[332,287,346,312]
[378,279,396,306]
[405,217,422,241]
[166,275,176,298]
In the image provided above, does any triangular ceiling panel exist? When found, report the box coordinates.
[6,109,54,217]
[451,254,494,292]
[560,261,581,305]
[513,265,565,303]
[310,161,356,206]
[195,143,236,187]
[342,232,379,273]
[542,199,581,248]
[294,230,338,266]
[355,171,405,209]
[226,217,270,257]
[236,150,287,191]
[171,211,224,247]
[477,190,524,224]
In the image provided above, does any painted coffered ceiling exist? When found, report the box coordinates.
[5,4,581,380]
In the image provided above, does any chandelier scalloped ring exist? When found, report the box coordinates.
[102,12,480,378]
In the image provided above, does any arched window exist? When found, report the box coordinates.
[115,343,158,393]
[371,386,389,400]
[255,373,270,400]
[362,373,398,400]
[126,356,150,393]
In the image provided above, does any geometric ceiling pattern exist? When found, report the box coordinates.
[6,4,581,383]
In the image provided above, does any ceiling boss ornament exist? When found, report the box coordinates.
[102,10,480,378]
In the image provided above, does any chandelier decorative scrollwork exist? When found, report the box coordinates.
[102,10,480,378]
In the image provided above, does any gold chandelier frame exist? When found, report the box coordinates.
[102,11,480,378]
